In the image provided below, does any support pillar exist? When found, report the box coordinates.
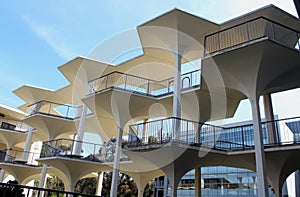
[169,179,178,197]
[21,127,34,162]
[110,126,123,197]
[250,98,269,197]
[0,170,5,182]
[0,148,12,183]
[73,104,88,155]
[164,175,168,197]
[69,180,75,192]
[195,167,201,197]
[137,187,144,197]
[38,164,47,188]
[263,94,277,144]
[4,148,12,161]
[142,119,148,143]
[172,52,182,140]
[96,172,104,196]
[296,170,300,197]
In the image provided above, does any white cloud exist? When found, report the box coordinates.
[22,15,77,60]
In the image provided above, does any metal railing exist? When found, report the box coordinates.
[88,70,200,96]
[41,138,128,162]
[0,118,30,133]
[0,182,100,197]
[204,16,300,55]
[127,116,300,151]
[0,149,40,166]
[26,101,83,120]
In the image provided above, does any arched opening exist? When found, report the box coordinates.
[150,175,168,197]
[77,171,138,197]
[281,169,300,197]
[173,166,276,197]
[75,177,97,195]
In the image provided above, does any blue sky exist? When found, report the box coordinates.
[0,0,298,119]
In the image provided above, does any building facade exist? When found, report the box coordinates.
[0,4,300,197]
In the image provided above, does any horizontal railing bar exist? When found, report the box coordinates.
[44,138,103,147]
[205,16,300,39]
[27,100,82,109]
[130,116,224,129]
[0,182,100,197]
[88,69,200,87]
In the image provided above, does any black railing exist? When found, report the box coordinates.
[0,182,99,197]
[26,101,83,120]
[204,16,300,55]
[127,116,300,151]
[0,149,40,166]
[0,118,30,133]
[88,70,200,96]
[41,138,128,162]
[128,117,223,148]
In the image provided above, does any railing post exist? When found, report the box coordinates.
[160,119,163,144]
[48,102,52,115]
[190,72,193,87]
[66,105,70,118]
[147,80,150,95]
[271,22,276,40]
[213,126,216,149]
[124,75,128,90]
[246,22,250,42]
[204,35,207,56]
[217,32,221,51]
[186,120,189,143]
[275,120,281,146]
[105,75,109,89]
[241,126,245,150]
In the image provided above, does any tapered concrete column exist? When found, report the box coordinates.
[38,164,47,188]
[250,98,269,197]
[0,148,12,183]
[69,180,75,192]
[0,170,5,182]
[4,148,12,161]
[110,126,123,197]
[169,178,178,197]
[96,172,104,196]
[137,187,144,197]
[142,119,148,143]
[164,175,168,197]
[196,123,204,144]
[263,94,277,144]
[172,52,182,140]
[195,167,201,197]
[73,104,88,155]
[21,127,34,162]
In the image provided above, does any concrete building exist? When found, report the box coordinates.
[0,3,300,197]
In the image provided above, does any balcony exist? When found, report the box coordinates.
[0,117,31,133]
[127,116,300,151]
[41,138,128,162]
[204,17,300,56]
[26,101,83,120]
[88,70,200,97]
[0,149,40,166]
